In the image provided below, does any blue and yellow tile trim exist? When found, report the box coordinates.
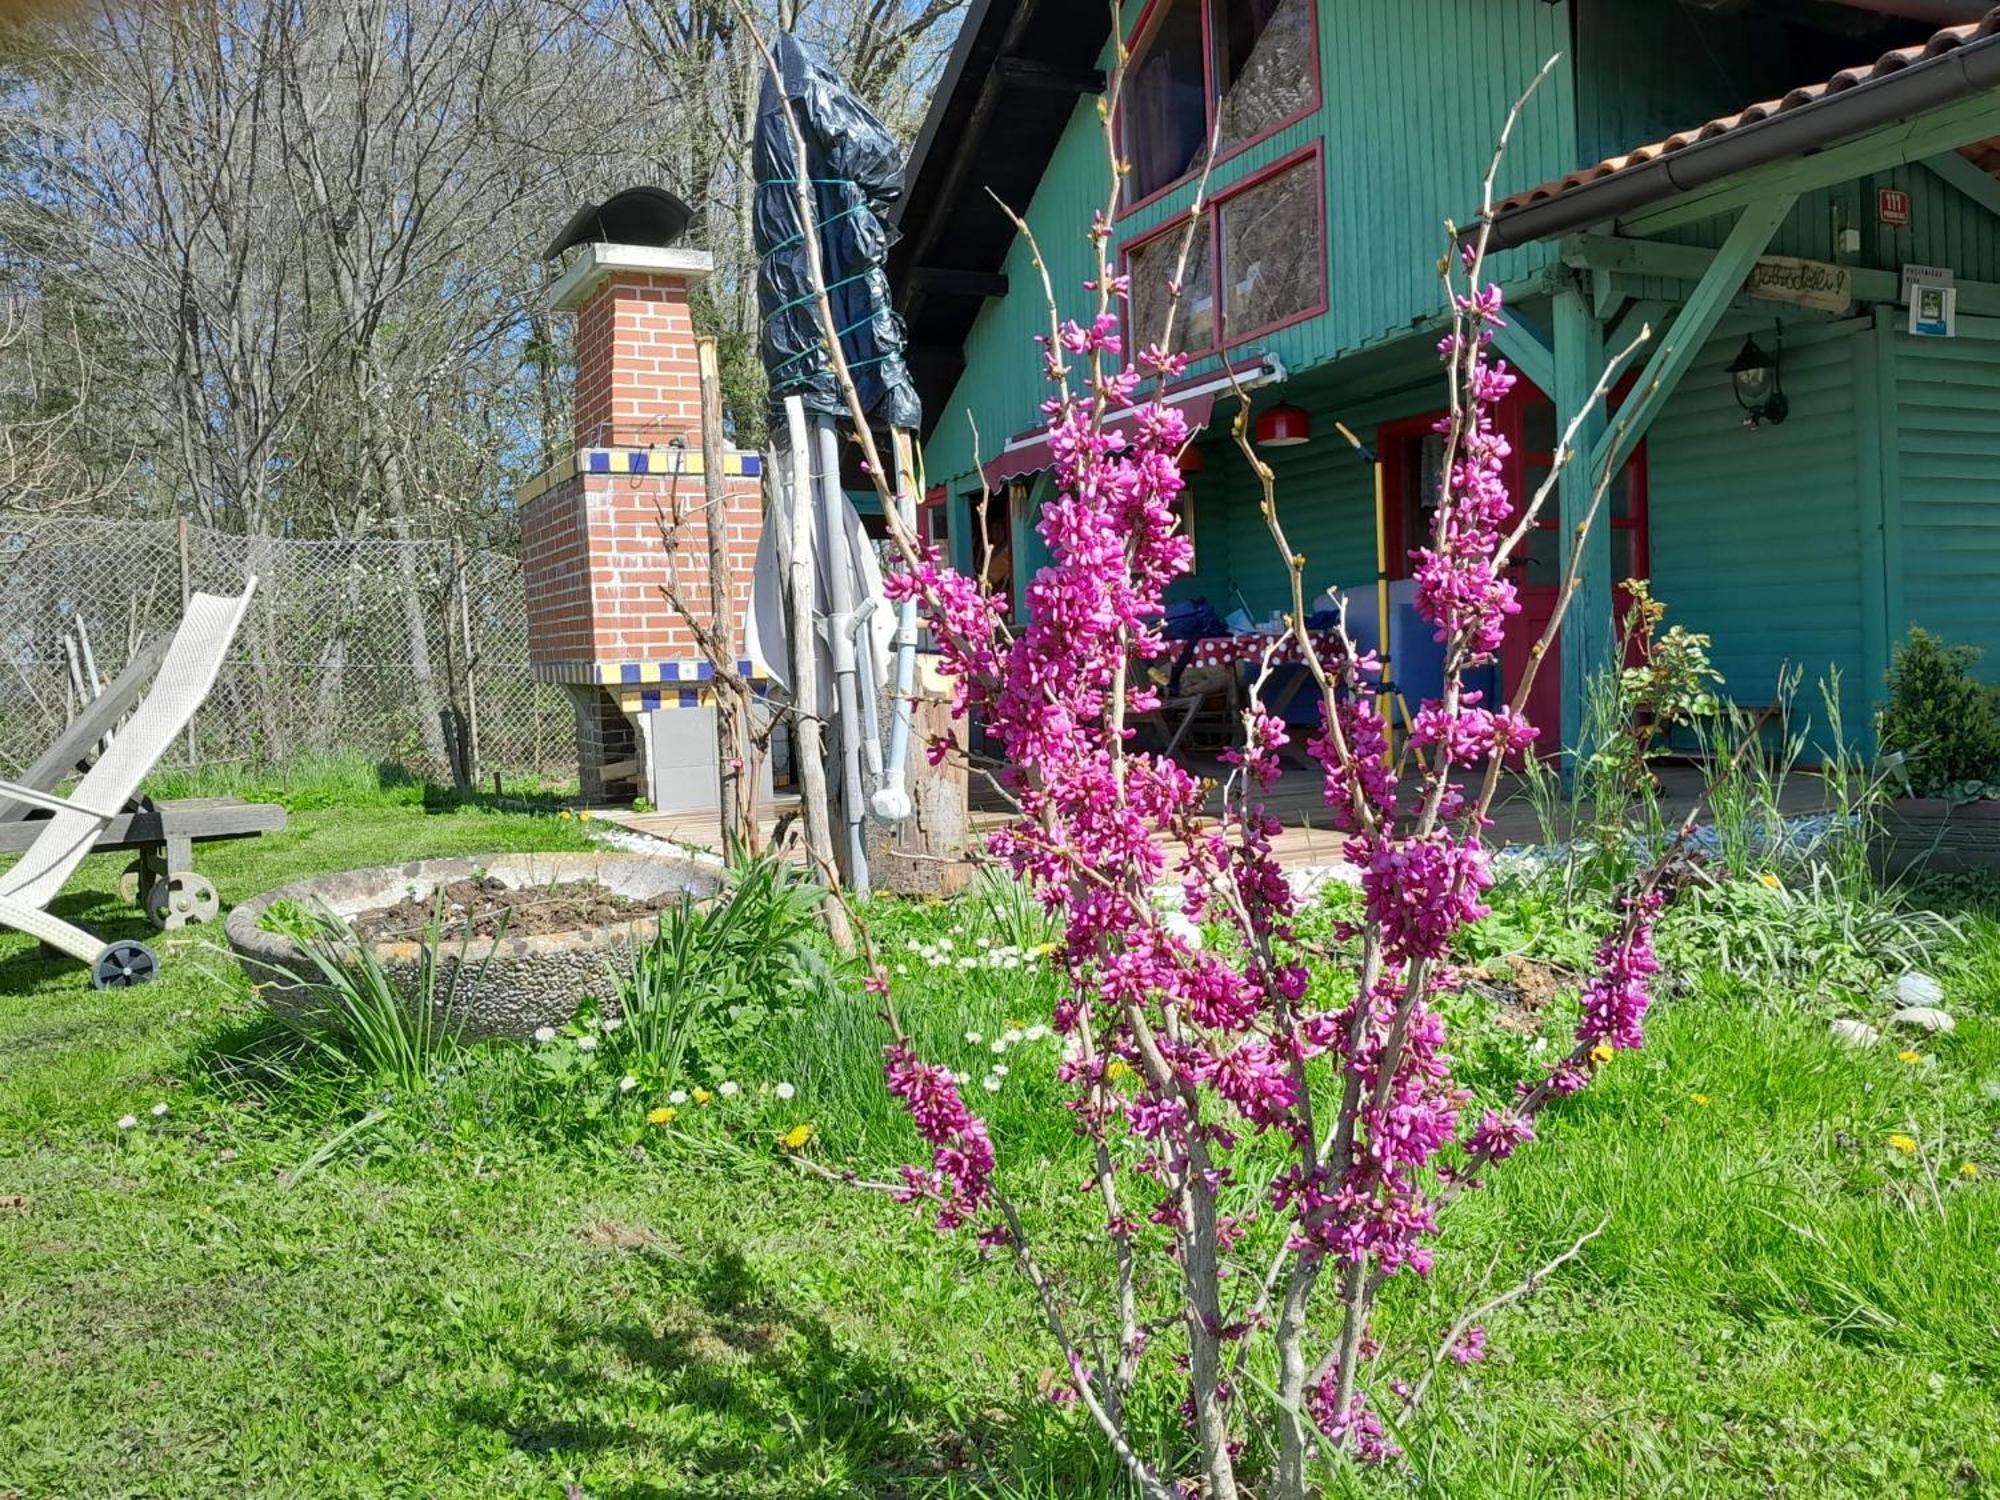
[535,658,770,709]
[516,447,764,507]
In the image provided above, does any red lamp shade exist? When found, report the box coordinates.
[1255,402,1312,447]
[1177,444,1205,474]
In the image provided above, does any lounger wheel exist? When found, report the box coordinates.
[145,872,219,930]
[92,939,159,989]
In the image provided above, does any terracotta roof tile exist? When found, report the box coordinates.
[1494,7,2000,221]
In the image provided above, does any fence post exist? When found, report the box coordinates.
[452,538,481,784]
[177,517,195,762]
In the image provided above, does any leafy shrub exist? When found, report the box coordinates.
[610,851,839,1085]
[261,896,481,1089]
[1879,628,2000,799]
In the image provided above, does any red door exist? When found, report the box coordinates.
[1381,385,1648,758]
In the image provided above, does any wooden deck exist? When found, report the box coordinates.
[601,761,1830,875]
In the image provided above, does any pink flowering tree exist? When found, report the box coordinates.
[756,23,1708,1497]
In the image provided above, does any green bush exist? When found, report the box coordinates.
[1878,628,2000,799]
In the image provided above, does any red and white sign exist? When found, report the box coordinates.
[1878,188,1911,226]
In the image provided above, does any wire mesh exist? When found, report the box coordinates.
[0,517,570,779]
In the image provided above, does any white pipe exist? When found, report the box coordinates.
[811,416,870,897]
[873,440,919,821]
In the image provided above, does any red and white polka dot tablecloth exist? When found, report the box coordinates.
[1183,629,1347,671]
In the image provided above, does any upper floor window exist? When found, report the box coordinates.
[1123,0,1319,205]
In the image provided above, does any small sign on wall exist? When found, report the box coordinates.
[1747,255,1852,314]
[1909,283,1957,338]
[1878,188,1912,226]
[1900,263,1953,305]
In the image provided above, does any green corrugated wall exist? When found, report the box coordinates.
[1890,325,2000,682]
[1646,313,1870,738]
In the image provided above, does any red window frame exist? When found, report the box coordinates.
[1117,142,1326,358]
[1116,0,1323,219]
[1377,378,1649,585]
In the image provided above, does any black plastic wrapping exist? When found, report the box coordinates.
[754,34,922,432]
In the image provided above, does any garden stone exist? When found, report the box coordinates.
[1829,1018,1881,1048]
[1892,972,1945,1008]
[1890,1006,1955,1035]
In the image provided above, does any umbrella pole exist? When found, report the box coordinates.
[810,413,871,897]
[1337,420,1395,760]
[778,399,849,940]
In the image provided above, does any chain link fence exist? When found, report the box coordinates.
[0,517,571,780]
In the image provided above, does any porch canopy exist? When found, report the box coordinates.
[1475,7,2000,755]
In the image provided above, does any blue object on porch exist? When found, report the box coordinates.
[1335,580,1498,717]
[1164,599,1223,641]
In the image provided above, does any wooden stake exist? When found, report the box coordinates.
[697,336,752,859]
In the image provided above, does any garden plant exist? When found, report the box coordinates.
[758,33,1772,1494]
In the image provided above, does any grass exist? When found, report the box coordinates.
[2,782,1997,1496]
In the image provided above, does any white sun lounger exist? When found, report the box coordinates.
[0,581,257,988]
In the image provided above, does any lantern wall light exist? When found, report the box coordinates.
[1727,323,1788,429]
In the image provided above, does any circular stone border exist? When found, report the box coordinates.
[225,852,725,1040]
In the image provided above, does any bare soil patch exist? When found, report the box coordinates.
[348,876,679,942]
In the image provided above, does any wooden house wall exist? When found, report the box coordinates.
[920,0,1577,490]
[1889,324,2000,680]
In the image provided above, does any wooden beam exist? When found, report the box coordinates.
[1567,228,2000,316]
[1490,312,1555,398]
[1608,297,1672,355]
[1592,193,1799,480]
[996,56,1106,94]
[1618,90,2000,237]
[909,266,1009,299]
[1921,148,2000,222]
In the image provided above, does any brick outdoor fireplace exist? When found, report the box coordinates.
[518,229,767,811]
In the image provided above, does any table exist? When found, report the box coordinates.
[1183,628,1349,672]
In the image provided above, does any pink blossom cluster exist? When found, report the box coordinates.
[882,1043,996,1232]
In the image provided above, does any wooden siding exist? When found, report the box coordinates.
[921,0,1577,488]
[1890,322,2000,680]
[1647,313,1870,738]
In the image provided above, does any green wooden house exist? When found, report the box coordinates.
[886,0,2000,756]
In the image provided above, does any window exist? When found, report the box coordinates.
[1218,154,1322,335]
[1121,145,1322,355]
[1122,0,1318,207]
[1126,222,1215,355]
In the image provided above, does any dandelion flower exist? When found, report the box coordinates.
[668,1090,689,1105]
[1757,872,1781,890]
[718,1081,739,1098]
[775,1081,796,1101]
[150,1102,169,1118]
[647,1107,678,1126]
[533,1025,557,1043]
[576,1036,599,1053]
[618,1075,638,1093]
[780,1123,815,1150]
[1896,1049,1923,1065]
[1887,1133,1919,1153]
[1688,1092,1709,1107]
[1587,1041,1615,1067]
[692,1087,714,1105]
[1958,1161,1980,1180]
[116,1114,138,1130]
[578,810,594,823]
[1106,1058,1131,1083]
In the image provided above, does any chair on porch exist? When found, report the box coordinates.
[1137,661,1239,758]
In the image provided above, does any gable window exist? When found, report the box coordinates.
[1123,0,1319,207]
[1121,144,1323,354]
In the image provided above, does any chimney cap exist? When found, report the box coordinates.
[543,186,694,261]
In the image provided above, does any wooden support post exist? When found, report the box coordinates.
[177,517,195,762]
[1554,280,1610,766]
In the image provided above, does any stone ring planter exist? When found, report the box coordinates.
[225,852,724,1040]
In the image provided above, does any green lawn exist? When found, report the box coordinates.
[2,792,1996,1497]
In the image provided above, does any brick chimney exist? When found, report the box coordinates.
[518,241,767,811]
